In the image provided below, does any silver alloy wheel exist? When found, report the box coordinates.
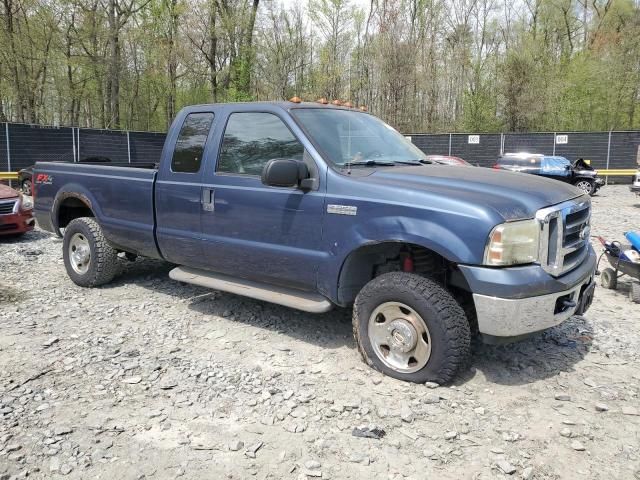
[575,180,593,194]
[69,233,91,274]
[368,301,432,373]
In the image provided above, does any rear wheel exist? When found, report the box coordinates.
[630,282,640,304]
[600,268,617,290]
[574,179,595,196]
[63,217,118,287]
[352,272,471,384]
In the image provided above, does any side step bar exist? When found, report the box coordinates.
[169,266,333,313]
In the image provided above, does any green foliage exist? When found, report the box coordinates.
[0,0,638,132]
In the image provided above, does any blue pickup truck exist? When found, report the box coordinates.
[34,101,596,383]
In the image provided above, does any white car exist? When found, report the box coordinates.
[632,170,640,195]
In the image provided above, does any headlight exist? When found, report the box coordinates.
[484,219,540,266]
[20,194,33,210]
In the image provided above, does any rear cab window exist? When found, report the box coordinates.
[171,112,215,173]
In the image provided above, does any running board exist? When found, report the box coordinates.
[169,266,333,313]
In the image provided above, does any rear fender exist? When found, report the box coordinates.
[52,183,100,233]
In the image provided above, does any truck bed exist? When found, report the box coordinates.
[33,162,161,258]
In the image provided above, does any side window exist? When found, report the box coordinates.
[217,112,304,176]
[171,112,214,173]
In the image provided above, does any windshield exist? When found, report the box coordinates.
[291,108,427,167]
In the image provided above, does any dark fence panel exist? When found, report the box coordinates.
[78,128,128,163]
[8,124,75,171]
[0,125,7,171]
[129,131,166,164]
[553,132,609,169]
[503,133,554,154]
[409,134,450,155]
[451,134,501,167]
[609,132,640,170]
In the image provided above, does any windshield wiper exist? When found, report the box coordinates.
[347,160,397,167]
[393,160,424,165]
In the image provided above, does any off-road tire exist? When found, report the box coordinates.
[63,217,118,287]
[629,282,640,304]
[352,272,471,384]
[573,179,595,196]
[600,268,617,290]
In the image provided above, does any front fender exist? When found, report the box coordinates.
[319,214,490,303]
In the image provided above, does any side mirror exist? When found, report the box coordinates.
[261,159,312,189]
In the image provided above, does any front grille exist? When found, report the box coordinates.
[0,200,16,215]
[536,197,591,277]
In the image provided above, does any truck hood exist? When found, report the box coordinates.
[366,165,582,221]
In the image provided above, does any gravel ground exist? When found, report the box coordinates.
[1,185,639,480]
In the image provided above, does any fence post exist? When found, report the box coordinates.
[76,128,80,161]
[448,133,452,156]
[4,123,10,172]
[127,131,131,163]
[552,132,556,155]
[605,130,612,186]
[72,127,77,163]
[500,133,504,155]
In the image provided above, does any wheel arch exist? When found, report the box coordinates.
[53,189,97,235]
[335,239,471,307]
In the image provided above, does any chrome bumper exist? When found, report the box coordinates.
[473,272,595,338]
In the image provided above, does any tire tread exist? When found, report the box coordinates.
[352,272,471,384]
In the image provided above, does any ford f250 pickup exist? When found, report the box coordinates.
[34,101,596,383]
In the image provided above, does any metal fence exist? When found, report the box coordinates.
[0,122,166,171]
[2,122,639,178]
[407,131,640,173]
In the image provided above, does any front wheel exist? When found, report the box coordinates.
[63,217,118,287]
[600,268,617,290]
[352,272,471,384]
[574,179,595,196]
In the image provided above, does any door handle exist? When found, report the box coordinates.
[201,187,215,212]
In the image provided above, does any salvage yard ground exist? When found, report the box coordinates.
[1,185,639,480]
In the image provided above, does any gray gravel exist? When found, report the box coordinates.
[1,185,639,479]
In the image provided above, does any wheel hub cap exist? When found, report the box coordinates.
[69,233,91,274]
[368,301,432,374]
[387,320,417,353]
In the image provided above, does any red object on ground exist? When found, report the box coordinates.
[0,183,35,236]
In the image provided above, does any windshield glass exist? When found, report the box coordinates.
[291,108,426,167]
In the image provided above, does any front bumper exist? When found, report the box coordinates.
[0,210,35,235]
[595,177,605,187]
[460,246,597,338]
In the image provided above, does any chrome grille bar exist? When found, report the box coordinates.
[536,197,591,277]
[0,200,16,215]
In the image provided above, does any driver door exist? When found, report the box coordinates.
[199,109,326,291]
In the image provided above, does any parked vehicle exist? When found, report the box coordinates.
[0,183,34,236]
[34,101,596,383]
[494,153,604,196]
[18,156,113,195]
[631,170,640,196]
[423,155,472,166]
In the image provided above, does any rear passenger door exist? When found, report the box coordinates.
[155,110,215,266]
[199,108,325,291]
